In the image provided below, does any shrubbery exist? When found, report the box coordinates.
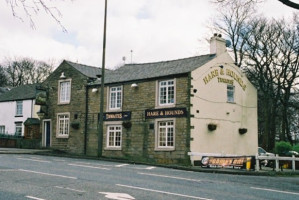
[293,144,299,153]
[274,141,292,155]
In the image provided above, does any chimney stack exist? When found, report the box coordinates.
[210,33,227,56]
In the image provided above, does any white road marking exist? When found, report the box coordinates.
[145,166,156,170]
[55,186,85,193]
[53,159,66,162]
[99,192,135,200]
[115,164,129,167]
[18,169,77,179]
[74,161,113,167]
[116,184,213,200]
[138,172,201,182]
[26,196,46,200]
[17,158,51,163]
[251,187,299,196]
[68,163,111,170]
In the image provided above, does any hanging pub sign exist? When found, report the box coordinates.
[100,111,131,121]
[145,107,187,119]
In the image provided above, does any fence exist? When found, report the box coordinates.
[255,154,299,172]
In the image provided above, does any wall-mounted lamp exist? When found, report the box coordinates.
[60,72,66,79]
[219,65,224,69]
[131,83,138,88]
[92,88,98,93]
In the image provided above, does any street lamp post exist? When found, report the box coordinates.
[98,0,108,157]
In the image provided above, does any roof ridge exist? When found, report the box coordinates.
[64,60,100,69]
[124,54,215,66]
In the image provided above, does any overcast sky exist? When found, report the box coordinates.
[0,0,297,69]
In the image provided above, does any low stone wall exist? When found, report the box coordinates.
[0,138,41,149]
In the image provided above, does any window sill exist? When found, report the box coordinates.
[105,147,122,151]
[227,101,236,104]
[155,104,176,109]
[155,147,175,151]
[56,135,69,139]
[58,102,70,105]
[107,108,122,112]
[15,115,23,117]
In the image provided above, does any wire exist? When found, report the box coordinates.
[192,94,257,108]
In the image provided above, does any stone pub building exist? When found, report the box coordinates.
[40,35,258,165]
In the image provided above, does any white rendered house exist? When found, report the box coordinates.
[0,84,40,136]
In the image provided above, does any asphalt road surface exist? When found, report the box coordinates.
[0,154,298,200]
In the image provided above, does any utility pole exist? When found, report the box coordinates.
[98,0,107,157]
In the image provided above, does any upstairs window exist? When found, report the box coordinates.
[59,80,71,104]
[16,101,23,116]
[109,86,122,110]
[227,85,235,103]
[159,80,175,106]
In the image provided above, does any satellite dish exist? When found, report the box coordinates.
[225,40,232,48]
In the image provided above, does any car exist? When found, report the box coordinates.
[258,147,275,166]
[285,150,299,157]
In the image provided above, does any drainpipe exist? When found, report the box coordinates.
[84,85,89,155]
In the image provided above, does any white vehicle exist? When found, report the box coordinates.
[258,147,275,166]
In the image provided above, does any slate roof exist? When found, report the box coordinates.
[0,84,39,102]
[100,54,216,84]
[64,60,106,79]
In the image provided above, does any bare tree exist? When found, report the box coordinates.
[0,66,8,87]
[5,0,69,31]
[243,16,299,149]
[3,58,53,87]
[213,0,299,10]
[213,0,257,67]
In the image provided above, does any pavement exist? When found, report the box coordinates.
[1,147,299,176]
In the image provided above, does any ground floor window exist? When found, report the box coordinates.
[156,119,175,150]
[15,122,22,136]
[57,113,69,138]
[106,125,122,149]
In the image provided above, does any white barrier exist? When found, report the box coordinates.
[255,154,299,172]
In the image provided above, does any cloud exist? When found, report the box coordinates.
[0,0,296,69]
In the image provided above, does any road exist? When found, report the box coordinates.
[0,154,298,200]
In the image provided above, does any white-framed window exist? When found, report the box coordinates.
[0,126,5,134]
[158,80,175,106]
[155,119,175,150]
[58,79,71,104]
[15,122,22,136]
[109,86,122,110]
[227,85,235,103]
[16,101,23,116]
[57,113,70,138]
[106,125,122,149]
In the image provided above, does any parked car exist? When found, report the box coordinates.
[285,150,299,157]
[258,147,275,166]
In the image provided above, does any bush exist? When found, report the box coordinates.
[275,141,292,155]
[293,144,299,153]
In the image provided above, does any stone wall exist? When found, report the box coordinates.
[42,62,88,155]
[87,76,191,165]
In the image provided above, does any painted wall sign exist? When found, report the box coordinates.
[203,67,247,91]
[201,156,252,169]
[101,111,131,121]
[145,107,187,119]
